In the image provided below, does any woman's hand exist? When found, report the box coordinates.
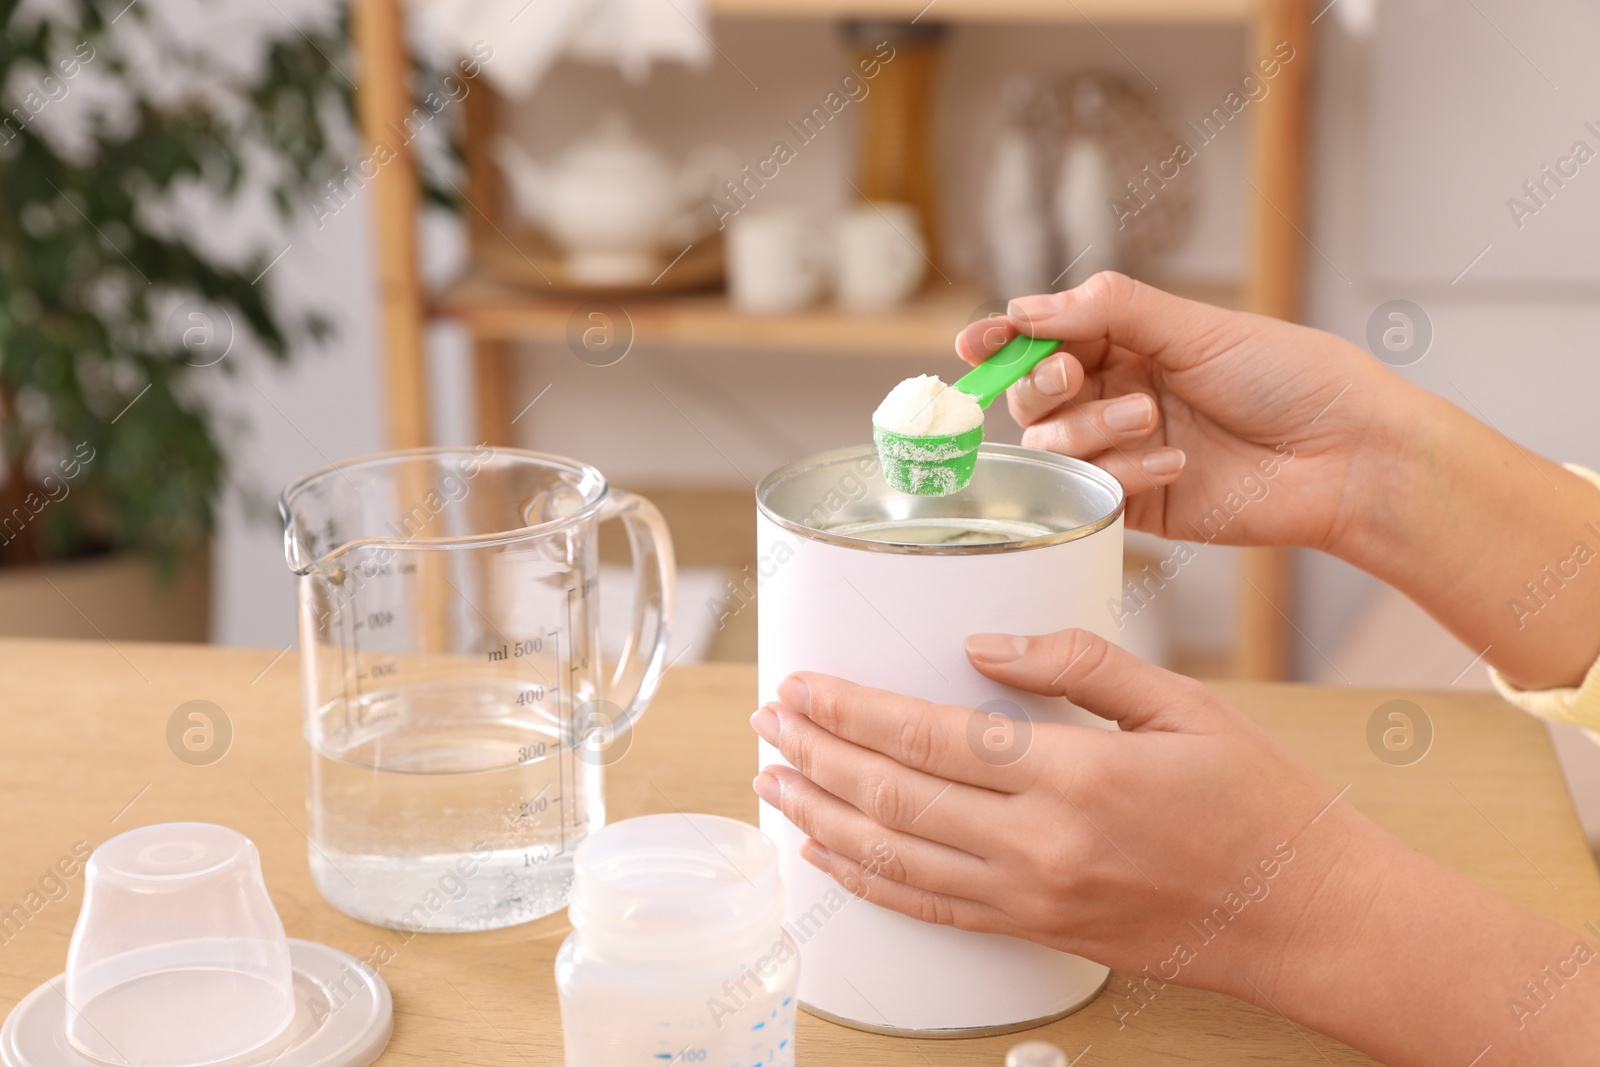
[955,273,1413,553]
[956,273,1600,689]
[751,630,1600,1066]
[750,627,1364,1000]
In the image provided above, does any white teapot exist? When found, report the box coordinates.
[494,113,721,285]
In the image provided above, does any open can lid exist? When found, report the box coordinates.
[756,443,1124,555]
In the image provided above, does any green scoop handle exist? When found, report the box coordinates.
[953,334,1062,407]
[871,333,1066,497]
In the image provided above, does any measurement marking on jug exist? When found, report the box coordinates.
[558,623,569,862]
[517,782,553,823]
[486,637,545,662]
[351,610,394,636]
[562,586,576,860]
[518,796,548,820]
[345,578,362,704]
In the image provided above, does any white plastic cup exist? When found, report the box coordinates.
[834,202,926,311]
[64,824,296,1067]
[556,814,799,1066]
[727,209,827,314]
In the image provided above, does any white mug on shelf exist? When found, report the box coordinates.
[834,201,927,311]
[727,209,827,314]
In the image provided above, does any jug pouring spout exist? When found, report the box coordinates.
[279,498,374,578]
[280,499,318,577]
[278,465,361,578]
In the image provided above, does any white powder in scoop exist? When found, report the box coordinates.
[871,375,983,437]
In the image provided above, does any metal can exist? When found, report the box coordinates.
[755,443,1124,1036]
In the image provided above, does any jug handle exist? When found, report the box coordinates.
[598,489,676,739]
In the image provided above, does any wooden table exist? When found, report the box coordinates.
[1,640,1596,1065]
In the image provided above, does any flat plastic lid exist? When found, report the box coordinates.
[1,940,392,1067]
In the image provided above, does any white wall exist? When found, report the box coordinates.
[1297,0,1600,681]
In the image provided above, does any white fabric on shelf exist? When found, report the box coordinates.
[568,0,710,84]
[429,0,710,100]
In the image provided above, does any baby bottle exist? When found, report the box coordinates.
[556,813,799,1066]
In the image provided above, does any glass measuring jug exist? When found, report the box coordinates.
[281,446,674,932]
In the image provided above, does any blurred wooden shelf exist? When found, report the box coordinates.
[706,0,1254,23]
[404,0,1254,23]
[431,271,1243,354]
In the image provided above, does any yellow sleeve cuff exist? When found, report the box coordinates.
[1488,464,1600,736]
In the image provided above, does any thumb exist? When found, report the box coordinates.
[964,628,1197,731]
[1004,271,1249,374]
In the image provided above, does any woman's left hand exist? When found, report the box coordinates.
[752,631,1600,1067]
[749,628,1376,1002]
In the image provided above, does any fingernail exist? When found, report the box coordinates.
[752,771,781,807]
[1028,358,1072,397]
[965,633,1029,663]
[1007,293,1062,324]
[1141,448,1186,476]
[799,838,832,870]
[777,676,810,714]
[1105,394,1154,432]
[750,705,781,744]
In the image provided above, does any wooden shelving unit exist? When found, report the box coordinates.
[705,0,1255,22]
[433,274,1244,354]
[354,0,1314,680]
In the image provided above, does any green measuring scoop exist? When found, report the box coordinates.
[874,333,1063,496]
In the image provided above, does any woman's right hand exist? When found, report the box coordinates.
[956,272,1418,553]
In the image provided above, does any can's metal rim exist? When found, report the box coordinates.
[756,443,1126,556]
[797,965,1109,1037]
